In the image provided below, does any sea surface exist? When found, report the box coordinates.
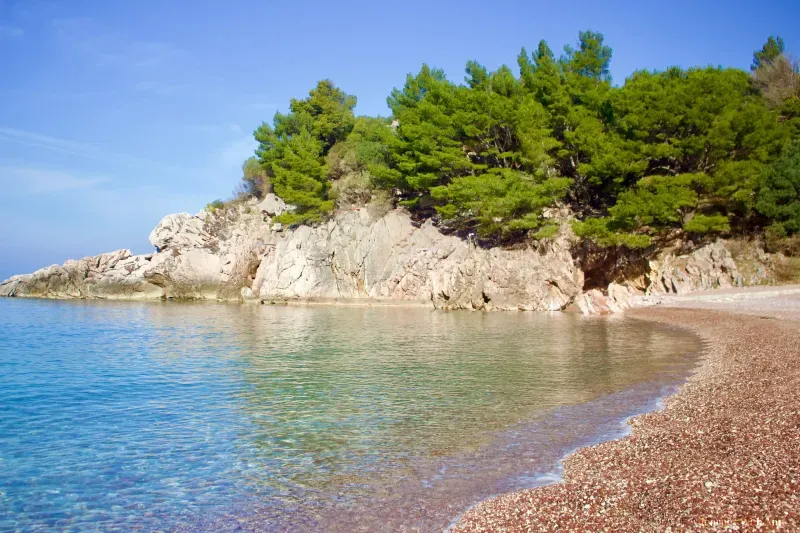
[0,298,701,532]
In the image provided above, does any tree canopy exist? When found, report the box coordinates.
[241,32,799,249]
[752,36,785,71]
[253,80,356,224]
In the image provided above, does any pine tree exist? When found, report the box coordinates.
[243,31,796,247]
[563,30,612,82]
[757,141,800,236]
[254,80,355,224]
[752,36,786,71]
[271,130,332,224]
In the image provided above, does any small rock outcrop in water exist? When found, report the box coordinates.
[0,249,162,300]
[0,195,280,300]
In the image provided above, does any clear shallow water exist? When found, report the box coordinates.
[0,299,700,532]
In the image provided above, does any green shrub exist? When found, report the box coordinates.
[572,218,652,249]
[683,214,731,234]
[532,223,560,240]
[331,171,373,207]
[240,157,271,199]
[207,199,225,213]
[757,141,800,237]
[366,190,395,219]
[765,226,800,255]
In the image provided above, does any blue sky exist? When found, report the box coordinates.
[1,0,798,279]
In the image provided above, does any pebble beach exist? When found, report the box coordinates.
[454,289,800,532]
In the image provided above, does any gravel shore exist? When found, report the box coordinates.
[454,291,800,532]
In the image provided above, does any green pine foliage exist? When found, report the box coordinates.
[237,32,799,249]
[270,130,332,224]
[327,116,396,205]
[254,80,356,224]
[751,36,785,71]
[683,214,731,234]
[572,218,652,249]
[757,140,800,237]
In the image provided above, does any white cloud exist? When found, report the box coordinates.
[0,126,97,157]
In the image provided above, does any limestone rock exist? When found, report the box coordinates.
[251,209,584,311]
[257,194,289,217]
[0,212,746,311]
[1,203,273,300]
[8,199,718,312]
[0,249,162,299]
[148,213,211,251]
[576,240,742,315]
[1,205,585,308]
[574,289,612,315]
[241,286,257,301]
[648,240,743,296]
[142,206,271,300]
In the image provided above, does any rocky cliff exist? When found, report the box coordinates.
[248,208,582,310]
[0,195,583,311]
[573,241,745,314]
[0,195,753,313]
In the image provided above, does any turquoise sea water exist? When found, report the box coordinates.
[0,298,700,532]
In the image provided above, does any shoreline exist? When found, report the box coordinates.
[442,317,701,532]
[0,293,437,308]
[453,290,800,531]
[6,282,800,312]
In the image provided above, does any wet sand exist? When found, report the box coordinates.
[454,289,800,532]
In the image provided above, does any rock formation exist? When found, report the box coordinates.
[573,240,745,314]
[0,195,583,310]
[0,194,755,313]
[647,241,744,295]
[0,195,280,301]
[0,249,162,300]
[250,209,582,311]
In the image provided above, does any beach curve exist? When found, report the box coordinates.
[454,288,800,532]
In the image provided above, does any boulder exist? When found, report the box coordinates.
[257,194,289,217]
[148,213,211,251]
[574,289,613,315]
[648,240,743,296]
